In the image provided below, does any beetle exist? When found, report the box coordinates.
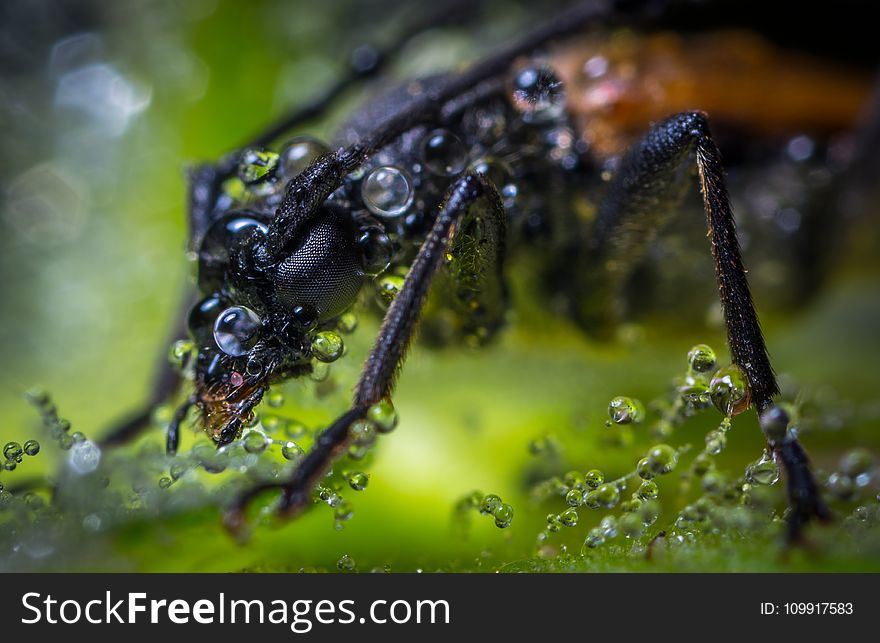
[100,0,877,541]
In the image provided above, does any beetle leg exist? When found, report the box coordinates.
[583,111,829,541]
[228,173,507,524]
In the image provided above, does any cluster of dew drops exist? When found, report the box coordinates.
[522,343,880,558]
[0,321,401,568]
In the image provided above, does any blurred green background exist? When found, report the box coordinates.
[1,0,879,572]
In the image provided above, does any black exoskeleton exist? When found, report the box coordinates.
[102,0,832,542]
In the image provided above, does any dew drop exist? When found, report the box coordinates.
[377,274,404,305]
[608,396,644,424]
[281,441,304,461]
[367,399,398,434]
[595,483,620,508]
[4,442,23,461]
[560,508,578,527]
[637,479,660,500]
[619,512,643,539]
[646,444,677,475]
[421,129,468,176]
[840,448,873,477]
[480,494,503,515]
[493,503,514,528]
[237,148,279,184]
[23,439,40,457]
[584,527,605,548]
[745,450,779,486]
[705,428,727,455]
[68,439,101,474]
[168,339,194,370]
[362,165,414,216]
[584,469,605,488]
[311,330,344,363]
[358,226,394,275]
[337,312,358,334]
[242,430,268,454]
[266,390,284,408]
[280,136,329,178]
[337,554,356,571]
[347,471,369,491]
[687,344,717,373]
[213,305,262,357]
[710,365,751,416]
[827,472,855,500]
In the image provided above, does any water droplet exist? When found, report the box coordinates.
[639,500,661,527]
[594,483,620,508]
[840,448,873,477]
[362,165,414,216]
[337,312,358,334]
[600,515,619,538]
[511,66,564,121]
[311,330,344,362]
[584,469,605,488]
[82,514,102,532]
[348,471,369,491]
[493,503,514,528]
[692,453,714,476]
[480,494,503,515]
[619,512,643,539]
[158,476,173,489]
[827,472,855,500]
[367,399,398,433]
[421,129,468,176]
[358,226,394,275]
[280,136,329,178]
[23,440,40,456]
[237,148,279,184]
[636,457,655,480]
[266,390,284,408]
[687,344,717,373]
[350,420,377,448]
[745,450,779,485]
[170,462,188,480]
[679,383,712,409]
[701,471,724,494]
[638,480,659,500]
[584,527,605,548]
[168,339,194,370]
[213,305,262,357]
[68,439,101,474]
[608,396,644,424]
[337,554,356,571]
[710,365,751,416]
[646,444,677,475]
[377,274,404,304]
[705,428,727,455]
[4,442,23,461]
[281,441,304,461]
[565,489,584,507]
[242,430,268,454]
[560,508,578,527]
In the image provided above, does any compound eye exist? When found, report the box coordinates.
[213,305,262,356]
[275,205,365,322]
